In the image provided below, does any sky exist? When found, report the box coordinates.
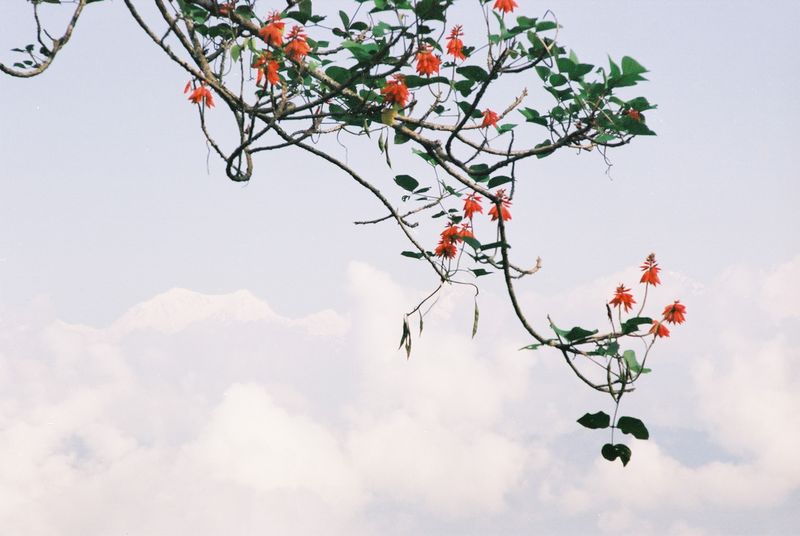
[1,1,799,534]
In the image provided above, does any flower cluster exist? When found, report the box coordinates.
[416,44,441,76]
[382,74,410,107]
[285,25,311,61]
[608,253,687,338]
[434,223,473,259]
[446,26,466,61]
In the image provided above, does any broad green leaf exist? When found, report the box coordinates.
[577,411,610,429]
[394,174,419,192]
[621,316,652,334]
[622,349,652,375]
[621,55,648,76]
[550,323,598,342]
[487,175,513,188]
[461,236,481,250]
[601,443,632,466]
[617,416,649,440]
[457,65,490,83]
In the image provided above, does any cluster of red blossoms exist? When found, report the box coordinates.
[434,222,474,259]
[380,0,515,113]
[435,189,513,259]
[609,253,687,338]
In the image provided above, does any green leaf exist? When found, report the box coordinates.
[404,75,449,88]
[621,316,652,334]
[621,56,648,76]
[230,44,242,62]
[601,443,632,466]
[325,65,352,84]
[519,107,548,126]
[550,323,598,342]
[496,123,517,134]
[520,343,543,351]
[487,175,513,188]
[622,350,651,375]
[461,236,481,250]
[401,251,424,259]
[467,163,490,180]
[479,241,510,251]
[394,174,419,192]
[549,73,568,86]
[617,416,649,440]
[341,40,380,63]
[470,268,492,277]
[515,16,538,30]
[535,66,551,81]
[454,79,475,97]
[456,65,490,83]
[457,101,483,119]
[577,411,610,429]
[338,9,350,29]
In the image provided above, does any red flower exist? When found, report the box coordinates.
[463,193,483,219]
[446,26,466,61]
[259,12,285,46]
[662,300,686,325]
[284,25,311,61]
[218,2,236,16]
[609,284,636,313]
[415,45,441,76]
[382,75,409,107]
[493,0,518,14]
[481,109,499,129]
[441,224,462,243]
[649,320,670,338]
[640,253,661,286]
[435,240,458,259]
[185,82,214,108]
[627,109,641,121]
[488,189,512,221]
[254,54,280,86]
[458,223,474,240]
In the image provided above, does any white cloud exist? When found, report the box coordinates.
[0,257,798,534]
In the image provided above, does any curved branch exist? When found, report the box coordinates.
[1,0,87,78]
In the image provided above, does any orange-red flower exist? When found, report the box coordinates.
[219,2,236,17]
[415,45,441,76]
[627,109,641,121]
[259,12,285,46]
[610,284,636,313]
[435,240,458,259]
[382,75,409,107]
[254,54,280,86]
[481,109,499,129]
[488,189,512,221]
[649,320,670,338]
[284,25,311,60]
[446,26,466,61]
[185,82,214,108]
[662,300,686,325]
[463,193,483,219]
[218,2,236,16]
[441,224,462,242]
[493,0,518,14]
[640,253,661,286]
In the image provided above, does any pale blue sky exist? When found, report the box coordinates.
[1,1,798,534]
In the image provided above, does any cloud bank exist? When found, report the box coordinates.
[0,257,798,534]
